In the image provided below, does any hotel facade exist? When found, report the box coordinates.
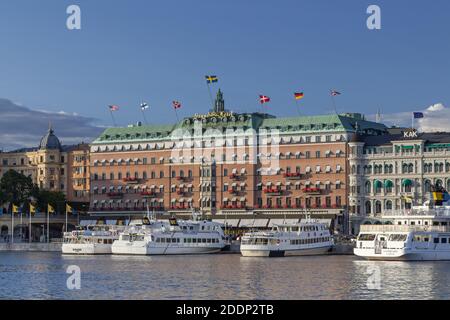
[88,91,387,232]
[348,130,450,234]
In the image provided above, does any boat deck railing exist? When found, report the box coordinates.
[360,225,450,233]
[382,206,450,217]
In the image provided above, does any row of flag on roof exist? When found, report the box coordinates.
[10,204,75,215]
[259,90,340,104]
[107,75,426,120]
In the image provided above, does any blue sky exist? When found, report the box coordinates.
[0,0,449,148]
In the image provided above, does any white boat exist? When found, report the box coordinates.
[240,219,333,257]
[354,186,450,261]
[111,218,226,255]
[62,224,124,255]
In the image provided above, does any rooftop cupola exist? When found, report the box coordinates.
[214,89,225,113]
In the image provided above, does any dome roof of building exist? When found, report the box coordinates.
[39,127,62,150]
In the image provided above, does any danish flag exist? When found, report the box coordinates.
[259,95,270,104]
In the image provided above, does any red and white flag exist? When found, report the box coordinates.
[331,90,341,96]
[109,105,119,111]
[172,101,181,109]
[259,95,270,104]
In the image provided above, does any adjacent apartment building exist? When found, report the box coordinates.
[348,129,450,234]
[0,127,90,209]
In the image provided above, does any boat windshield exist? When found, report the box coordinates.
[357,234,376,241]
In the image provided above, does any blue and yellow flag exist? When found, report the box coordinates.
[205,75,218,84]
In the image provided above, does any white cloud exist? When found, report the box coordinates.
[0,98,103,151]
[375,103,450,133]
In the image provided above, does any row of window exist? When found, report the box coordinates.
[290,237,331,245]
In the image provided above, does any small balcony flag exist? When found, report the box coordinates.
[140,102,149,110]
[12,204,19,214]
[109,105,119,111]
[29,204,36,215]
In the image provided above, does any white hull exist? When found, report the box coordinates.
[354,248,450,261]
[112,241,222,255]
[241,244,332,257]
[62,243,112,255]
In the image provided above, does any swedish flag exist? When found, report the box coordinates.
[205,75,218,84]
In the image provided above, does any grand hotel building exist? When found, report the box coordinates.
[88,91,387,232]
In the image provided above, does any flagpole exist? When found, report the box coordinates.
[11,208,14,244]
[141,108,148,125]
[29,209,31,243]
[411,112,414,130]
[109,109,117,127]
[206,82,214,110]
[65,206,68,233]
[47,208,49,243]
[174,108,180,123]
[294,99,301,117]
[330,90,338,114]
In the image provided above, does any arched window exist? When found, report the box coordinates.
[365,181,371,194]
[365,201,372,215]
[447,180,450,191]
[402,164,408,174]
[375,201,382,214]
[142,171,147,179]
[424,180,432,192]
[384,180,393,193]
[180,170,184,178]
[436,179,443,188]
[374,180,382,194]
[385,200,393,211]
[408,164,414,173]
[351,165,356,174]
[446,162,450,172]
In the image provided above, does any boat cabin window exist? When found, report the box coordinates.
[441,238,448,244]
[424,221,428,225]
[388,234,407,242]
[434,238,439,244]
[358,234,376,241]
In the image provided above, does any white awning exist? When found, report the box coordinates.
[240,182,246,187]
[295,181,301,185]
[222,219,240,227]
[223,198,228,202]
[252,219,269,227]
[241,168,246,174]
[80,220,97,226]
[336,180,341,185]
[257,182,262,187]
[232,183,237,187]
[268,218,299,227]
[232,168,237,174]
[276,182,282,186]
[305,181,311,185]
[301,218,332,227]
[295,151,301,156]
[240,197,246,201]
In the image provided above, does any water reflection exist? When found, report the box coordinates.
[0,252,449,299]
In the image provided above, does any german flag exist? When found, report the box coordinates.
[294,92,304,100]
[205,75,218,84]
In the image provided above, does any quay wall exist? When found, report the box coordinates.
[0,243,62,252]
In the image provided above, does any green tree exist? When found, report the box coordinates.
[36,190,66,214]
[0,170,38,210]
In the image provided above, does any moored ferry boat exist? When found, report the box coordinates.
[111,218,226,255]
[240,219,333,257]
[354,186,450,261]
[62,225,124,255]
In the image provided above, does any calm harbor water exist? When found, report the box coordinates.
[0,252,449,299]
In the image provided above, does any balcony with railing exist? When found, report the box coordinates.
[106,192,124,199]
[263,188,283,196]
[123,177,139,184]
[302,187,322,195]
[283,172,302,180]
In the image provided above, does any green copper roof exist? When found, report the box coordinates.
[92,112,387,144]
